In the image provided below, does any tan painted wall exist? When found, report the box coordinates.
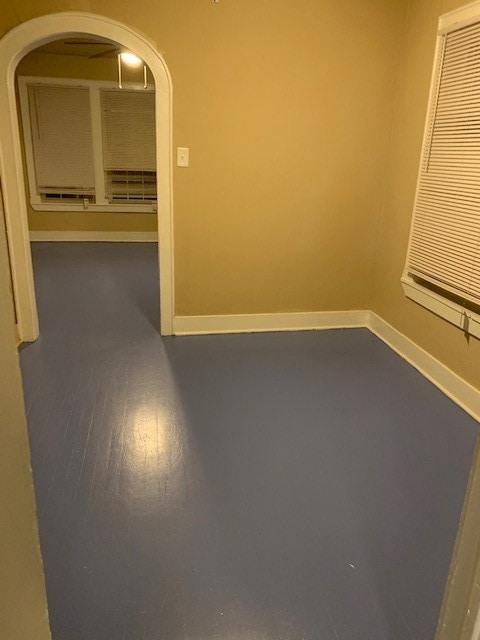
[371,0,480,391]
[170,0,408,316]
[0,183,51,639]
[2,0,408,317]
[16,51,157,234]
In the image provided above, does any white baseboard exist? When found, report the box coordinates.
[173,309,480,423]
[367,312,480,423]
[173,310,370,336]
[29,231,158,242]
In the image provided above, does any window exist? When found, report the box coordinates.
[18,76,157,213]
[403,2,480,339]
[101,89,156,204]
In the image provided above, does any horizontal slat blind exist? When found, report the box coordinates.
[100,89,156,203]
[100,89,156,171]
[408,21,480,304]
[105,170,156,202]
[27,84,95,197]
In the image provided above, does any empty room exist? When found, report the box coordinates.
[1,1,480,640]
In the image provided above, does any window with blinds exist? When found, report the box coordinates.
[18,77,157,213]
[27,84,95,202]
[101,89,156,203]
[403,7,480,338]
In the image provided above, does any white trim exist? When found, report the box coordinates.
[0,12,174,339]
[17,78,40,207]
[401,23,445,315]
[368,312,480,423]
[174,310,370,336]
[89,80,108,205]
[174,310,370,335]
[28,202,156,213]
[29,230,158,242]
[439,0,480,32]
[402,277,480,340]
[174,310,480,423]
[18,75,155,91]
[472,609,480,640]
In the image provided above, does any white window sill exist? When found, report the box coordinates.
[31,203,157,214]
[401,275,480,340]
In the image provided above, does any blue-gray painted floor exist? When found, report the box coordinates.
[20,242,478,640]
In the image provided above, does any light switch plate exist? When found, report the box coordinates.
[177,147,189,167]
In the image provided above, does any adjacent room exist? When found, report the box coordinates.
[1,2,480,640]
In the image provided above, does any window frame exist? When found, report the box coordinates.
[17,75,157,214]
[402,1,480,340]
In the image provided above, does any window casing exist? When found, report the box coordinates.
[18,76,157,213]
[403,2,480,339]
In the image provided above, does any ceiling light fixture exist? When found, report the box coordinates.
[120,51,143,67]
[118,51,148,90]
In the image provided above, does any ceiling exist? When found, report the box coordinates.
[33,38,120,59]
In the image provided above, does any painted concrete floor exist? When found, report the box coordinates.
[20,242,478,640]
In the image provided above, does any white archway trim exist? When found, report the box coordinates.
[0,12,174,339]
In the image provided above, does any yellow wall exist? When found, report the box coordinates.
[0,183,51,639]
[16,51,157,234]
[3,0,408,317]
[169,0,407,316]
[371,0,480,391]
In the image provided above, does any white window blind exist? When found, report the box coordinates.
[407,20,480,305]
[100,89,156,203]
[27,84,95,199]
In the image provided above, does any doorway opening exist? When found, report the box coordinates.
[0,13,174,340]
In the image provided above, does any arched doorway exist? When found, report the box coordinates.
[0,12,174,339]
